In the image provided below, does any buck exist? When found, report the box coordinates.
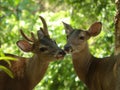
[0,16,65,90]
[63,22,120,90]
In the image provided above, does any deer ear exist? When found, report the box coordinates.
[62,22,73,36]
[37,29,45,39]
[16,40,33,52]
[88,22,102,37]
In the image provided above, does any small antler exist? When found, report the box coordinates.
[31,32,37,41]
[20,29,36,42]
[39,16,50,37]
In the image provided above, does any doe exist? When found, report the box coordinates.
[63,22,120,90]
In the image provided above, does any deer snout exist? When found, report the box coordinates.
[55,49,66,59]
[64,44,73,53]
[58,49,66,56]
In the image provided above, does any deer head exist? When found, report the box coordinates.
[63,22,102,53]
[17,16,65,61]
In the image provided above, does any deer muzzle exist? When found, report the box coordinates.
[55,49,66,59]
[64,44,73,53]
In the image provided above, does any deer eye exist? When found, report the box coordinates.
[39,47,48,52]
[79,36,84,40]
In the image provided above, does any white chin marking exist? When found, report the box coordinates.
[72,49,80,54]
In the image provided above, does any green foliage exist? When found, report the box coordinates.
[0,0,115,90]
[0,49,16,78]
[0,65,13,78]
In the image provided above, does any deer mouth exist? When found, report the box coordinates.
[64,44,74,53]
[56,55,64,59]
[55,50,66,59]
[64,46,73,53]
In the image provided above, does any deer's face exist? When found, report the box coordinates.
[63,22,102,54]
[33,36,65,60]
[17,16,65,61]
[64,29,89,53]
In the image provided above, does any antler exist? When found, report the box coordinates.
[39,16,50,37]
[20,29,36,42]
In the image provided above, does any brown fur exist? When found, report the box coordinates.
[63,22,120,90]
[2,54,26,78]
[0,16,65,90]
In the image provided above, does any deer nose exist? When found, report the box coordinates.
[64,45,72,53]
[55,49,66,59]
[58,49,66,56]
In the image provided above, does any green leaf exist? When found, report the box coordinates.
[0,57,17,66]
[0,65,14,78]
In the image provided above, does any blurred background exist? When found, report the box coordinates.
[0,0,115,90]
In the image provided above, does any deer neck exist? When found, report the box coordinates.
[72,44,93,84]
[26,54,49,88]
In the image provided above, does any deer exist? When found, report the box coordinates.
[63,21,120,90]
[0,16,66,90]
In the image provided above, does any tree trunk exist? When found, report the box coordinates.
[115,0,120,55]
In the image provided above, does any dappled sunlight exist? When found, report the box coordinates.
[1,0,115,90]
